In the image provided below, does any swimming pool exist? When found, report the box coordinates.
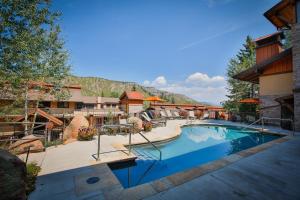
[108,125,281,188]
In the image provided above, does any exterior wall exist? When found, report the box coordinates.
[69,102,76,109]
[50,101,57,108]
[259,73,293,96]
[256,43,282,64]
[262,54,293,76]
[292,23,300,131]
[128,104,143,115]
[260,95,281,125]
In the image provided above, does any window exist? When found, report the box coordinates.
[57,102,69,108]
[76,102,83,109]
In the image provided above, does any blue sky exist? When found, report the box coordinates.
[53,0,279,104]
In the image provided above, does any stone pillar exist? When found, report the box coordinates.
[260,95,281,126]
[292,23,300,131]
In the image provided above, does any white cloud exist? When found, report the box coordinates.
[186,72,225,87]
[143,76,167,87]
[143,73,227,105]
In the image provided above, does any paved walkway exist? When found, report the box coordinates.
[146,137,300,200]
[21,120,185,175]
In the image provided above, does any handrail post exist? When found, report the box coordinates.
[97,128,101,161]
[261,117,264,132]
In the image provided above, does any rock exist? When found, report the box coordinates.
[63,114,89,143]
[127,117,143,132]
[0,149,26,200]
[9,135,44,155]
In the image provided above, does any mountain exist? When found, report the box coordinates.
[66,76,201,104]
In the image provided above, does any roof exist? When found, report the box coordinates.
[264,0,296,29]
[14,108,63,126]
[254,32,284,47]
[120,91,144,100]
[97,97,120,104]
[233,47,292,83]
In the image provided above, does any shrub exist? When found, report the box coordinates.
[143,122,152,132]
[26,162,41,195]
[78,127,97,141]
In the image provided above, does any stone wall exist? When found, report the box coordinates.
[292,23,300,131]
[260,95,281,125]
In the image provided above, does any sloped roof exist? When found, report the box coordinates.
[233,47,292,83]
[264,0,296,29]
[120,91,144,100]
[14,108,63,126]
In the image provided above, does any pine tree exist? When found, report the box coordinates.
[223,36,258,114]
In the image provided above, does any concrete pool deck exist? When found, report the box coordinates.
[27,120,300,199]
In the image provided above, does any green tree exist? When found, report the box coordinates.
[132,84,137,91]
[223,36,258,114]
[0,0,70,132]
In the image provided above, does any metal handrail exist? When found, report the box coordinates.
[241,118,262,131]
[137,132,162,161]
[241,117,295,136]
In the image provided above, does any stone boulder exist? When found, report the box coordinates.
[9,135,44,155]
[128,117,143,132]
[63,114,89,143]
[0,149,26,200]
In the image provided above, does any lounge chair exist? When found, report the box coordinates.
[188,111,196,120]
[165,110,174,119]
[173,111,183,119]
[141,112,166,127]
[173,110,182,119]
[160,110,167,118]
[201,112,209,120]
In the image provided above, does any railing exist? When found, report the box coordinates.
[137,132,162,161]
[242,117,295,136]
[94,124,162,161]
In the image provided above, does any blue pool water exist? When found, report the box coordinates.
[109,125,281,188]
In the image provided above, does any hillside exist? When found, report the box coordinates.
[66,76,200,104]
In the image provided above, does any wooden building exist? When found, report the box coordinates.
[119,91,144,115]
[234,0,300,130]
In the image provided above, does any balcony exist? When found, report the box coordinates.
[43,108,123,117]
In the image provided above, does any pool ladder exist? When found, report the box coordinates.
[131,132,162,161]
[242,117,295,136]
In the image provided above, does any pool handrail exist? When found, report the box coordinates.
[137,131,162,161]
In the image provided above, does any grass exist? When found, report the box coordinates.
[26,162,41,195]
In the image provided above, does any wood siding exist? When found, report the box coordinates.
[256,43,282,64]
[262,54,293,76]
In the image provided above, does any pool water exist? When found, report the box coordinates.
[108,125,281,188]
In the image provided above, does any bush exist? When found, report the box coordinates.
[143,122,152,132]
[78,127,97,141]
[26,162,41,195]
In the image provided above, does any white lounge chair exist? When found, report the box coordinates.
[165,110,174,119]
[141,112,166,127]
[173,111,183,119]
[188,111,196,119]
[202,112,209,119]
[160,110,167,118]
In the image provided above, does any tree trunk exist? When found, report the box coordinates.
[30,100,39,135]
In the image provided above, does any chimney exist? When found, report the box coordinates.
[254,32,284,64]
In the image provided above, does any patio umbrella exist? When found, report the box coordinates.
[239,98,260,104]
[144,96,166,107]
